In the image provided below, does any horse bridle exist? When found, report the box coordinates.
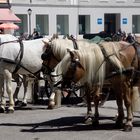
[41,44,60,74]
[62,54,84,83]
[41,38,79,75]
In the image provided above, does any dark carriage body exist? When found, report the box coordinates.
[83,32,112,40]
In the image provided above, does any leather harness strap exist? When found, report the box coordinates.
[68,37,78,50]
[13,39,24,73]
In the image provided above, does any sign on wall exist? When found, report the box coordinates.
[97,18,102,24]
[122,18,127,24]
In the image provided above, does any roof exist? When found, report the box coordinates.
[0,8,21,22]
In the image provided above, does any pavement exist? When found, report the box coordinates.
[0,99,140,140]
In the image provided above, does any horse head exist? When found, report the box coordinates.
[62,49,85,88]
[41,40,60,74]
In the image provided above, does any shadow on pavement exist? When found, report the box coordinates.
[0,116,124,132]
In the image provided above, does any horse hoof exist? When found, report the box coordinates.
[15,100,21,106]
[21,102,27,107]
[123,125,132,132]
[0,107,5,113]
[84,117,93,125]
[7,109,14,113]
[47,105,55,110]
[47,101,55,109]
[115,120,124,129]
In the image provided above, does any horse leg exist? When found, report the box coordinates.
[92,85,101,126]
[47,91,56,109]
[54,89,62,108]
[123,83,133,132]
[13,74,22,106]
[4,69,14,113]
[19,75,29,106]
[0,75,6,113]
[84,83,92,125]
[47,81,62,109]
[112,78,124,129]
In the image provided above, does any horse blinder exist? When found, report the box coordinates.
[62,58,84,88]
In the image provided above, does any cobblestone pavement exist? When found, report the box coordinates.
[0,100,140,140]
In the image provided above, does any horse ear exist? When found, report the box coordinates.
[68,50,75,59]
[42,39,51,47]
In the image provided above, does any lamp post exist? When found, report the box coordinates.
[27,8,32,35]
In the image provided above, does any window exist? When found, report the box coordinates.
[132,15,140,33]
[14,14,27,36]
[36,15,49,35]
[57,15,69,35]
[79,15,90,34]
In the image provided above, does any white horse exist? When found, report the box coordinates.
[0,35,26,105]
[0,34,36,108]
[0,34,49,113]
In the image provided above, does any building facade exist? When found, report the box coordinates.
[10,0,140,37]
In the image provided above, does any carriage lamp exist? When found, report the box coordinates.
[27,8,32,35]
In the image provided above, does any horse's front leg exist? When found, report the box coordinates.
[21,75,28,106]
[92,85,101,126]
[47,87,62,109]
[0,75,6,113]
[84,83,92,125]
[112,78,124,129]
[13,74,23,106]
[124,81,135,132]
[4,69,14,113]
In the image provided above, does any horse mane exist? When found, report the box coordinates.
[59,41,125,87]
[50,38,97,60]
[51,39,74,59]
[59,44,106,88]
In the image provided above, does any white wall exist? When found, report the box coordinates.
[11,1,140,35]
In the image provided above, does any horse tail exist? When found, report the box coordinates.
[131,86,140,112]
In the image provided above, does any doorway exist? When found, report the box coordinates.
[104,13,120,34]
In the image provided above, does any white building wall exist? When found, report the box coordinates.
[10,0,140,36]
